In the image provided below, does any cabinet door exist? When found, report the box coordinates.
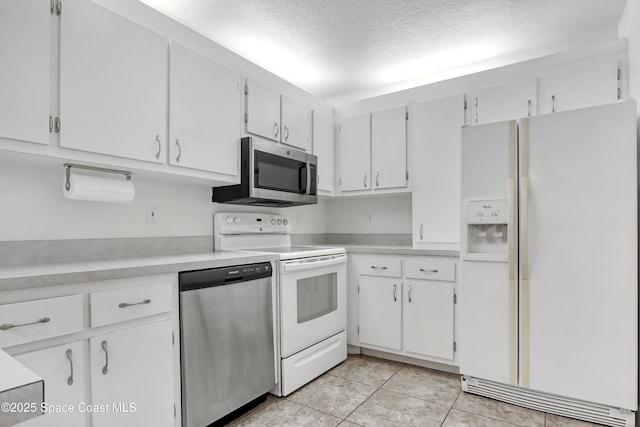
[312,110,335,194]
[538,57,618,114]
[169,42,241,176]
[358,276,401,351]
[412,94,466,246]
[245,78,281,142]
[371,106,407,190]
[15,341,86,427]
[59,0,168,163]
[281,95,310,151]
[0,0,51,145]
[404,280,454,360]
[475,79,537,125]
[338,113,371,192]
[90,320,173,427]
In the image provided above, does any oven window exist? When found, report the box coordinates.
[297,273,337,323]
[255,150,307,194]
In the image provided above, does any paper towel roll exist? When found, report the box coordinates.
[63,170,135,203]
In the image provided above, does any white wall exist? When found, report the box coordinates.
[326,194,412,234]
[0,156,327,241]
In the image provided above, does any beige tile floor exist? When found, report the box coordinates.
[228,354,607,427]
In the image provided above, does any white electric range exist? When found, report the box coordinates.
[214,212,347,396]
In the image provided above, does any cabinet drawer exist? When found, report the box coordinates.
[359,256,402,278]
[0,295,83,347]
[90,282,172,328]
[405,258,456,282]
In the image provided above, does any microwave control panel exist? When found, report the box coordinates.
[215,212,290,234]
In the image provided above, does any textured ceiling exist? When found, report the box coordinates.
[141,0,627,101]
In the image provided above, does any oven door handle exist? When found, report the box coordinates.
[282,254,347,273]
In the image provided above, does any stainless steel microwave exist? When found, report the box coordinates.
[212,137,317,207]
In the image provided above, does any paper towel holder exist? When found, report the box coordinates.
[64,163,133,191]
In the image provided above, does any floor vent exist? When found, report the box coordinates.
[461,376,635,427]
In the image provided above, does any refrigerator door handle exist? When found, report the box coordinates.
[518,118,530,388]
[507,120,518,386]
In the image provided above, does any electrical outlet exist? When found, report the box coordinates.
[296,213,302,225]
[146,204,158,224]
[367,213,374,224]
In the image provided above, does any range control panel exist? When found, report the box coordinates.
[214,212,290,234]
[466,199,508,224]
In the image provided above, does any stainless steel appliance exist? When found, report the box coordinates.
[179,262,275,427]
[212,137,317,207]
[214,212,347,396]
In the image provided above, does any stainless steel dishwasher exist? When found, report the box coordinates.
[179,262,275,427]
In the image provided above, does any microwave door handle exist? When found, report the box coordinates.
[306,162,311,195]
[282,255,346,273]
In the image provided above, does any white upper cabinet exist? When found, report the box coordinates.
[474,78,537,124]
[169,42,240,176]
[537,57,618,114]
[59,0,168,163]
[312,110,335,194]
[281,95,310,151]
[0,0,51,145]
[245,79,310,150]
[371,105,407,190]
[338,113,371,192]
[412,94,466,247]
[245,78,281,142]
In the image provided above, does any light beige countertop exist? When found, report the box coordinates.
[0,349,44,426]
[0,251,278,291]
[342,245,459,257]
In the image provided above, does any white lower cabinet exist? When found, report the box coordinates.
[354,254,458,364]
[15,341,86,427]
[359,276,402,351]
[90,320,174,427]
[403,279,454,360]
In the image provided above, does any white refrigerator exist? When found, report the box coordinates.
[459,100,637,427]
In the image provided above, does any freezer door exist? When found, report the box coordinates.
[459,120,518,385]
[521,101,637,410]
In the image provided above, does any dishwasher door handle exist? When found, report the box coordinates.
[282,254,346,273]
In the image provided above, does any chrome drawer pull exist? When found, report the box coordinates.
[419,268,439,273]
[101,340,109,375]
[66,349,74,385]
[371,266,387,270]
[118,299,151,308]
[0,317,50,331]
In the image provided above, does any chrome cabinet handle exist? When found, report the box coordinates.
[371,266,387,270]
[393,284,397,302]
[101,340,108,375]
[0,317,50,331]
[363,173,367,188]
[376,172,380,187]
[284,126,289,141]
[551,95,556,113]
[408,285,413,303]
[155,135,161,160]
[119,298,151,308]
[419,224,424,240]
[66,349,74,385]
[527,99,532,117]
[419,268,439,273]
[176,139,181,163]
[274,122,279,138]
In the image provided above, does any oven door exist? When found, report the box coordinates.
[279,253,346,358]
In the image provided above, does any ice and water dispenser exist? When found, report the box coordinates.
[464,199,508,256]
